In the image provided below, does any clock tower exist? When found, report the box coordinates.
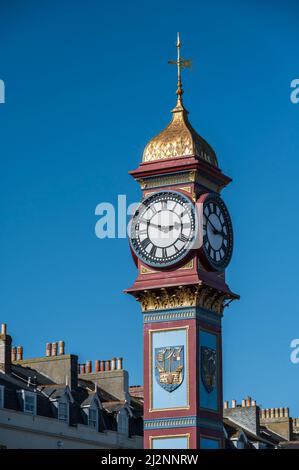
[126,34,239,449]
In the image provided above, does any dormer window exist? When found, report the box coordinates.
[117,408,128,435]
[21,391,37,414]
[0,386,4,408]
[88,406,98,429]
[58,400,69,423]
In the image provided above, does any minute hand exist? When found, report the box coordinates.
[207,217,222,235]
[149,223,171,233]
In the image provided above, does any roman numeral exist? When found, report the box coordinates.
[150,205,157,215]
[141,238,151,249]
[179,234,189,243]
[149,245,157,257]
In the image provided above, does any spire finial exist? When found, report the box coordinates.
[168,32,192,109]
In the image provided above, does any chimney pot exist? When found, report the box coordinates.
[1,323,7,335]
[117,357,123,370]
[95,360,100,372]
[86,360,92,374]
[231,399,237,408]
[58,341,65,355]
[251,399,256,407]
[246,397,251,407]
[100,360,105,372]
[111,357,117,371]
[80,364,85,374]
[11,346,17,362]
[16,345,23,361]
[105,360,111,371]
[224,400,229,409]
[242,399,246,407]
[51,342,57,356]
[46,343,52,357]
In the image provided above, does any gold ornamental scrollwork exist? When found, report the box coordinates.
[136,285,234,314]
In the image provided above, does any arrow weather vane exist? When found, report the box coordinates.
[168,32,192,106]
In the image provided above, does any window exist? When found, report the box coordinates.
[117,408,128,435]
[23,391,37,414]
[0,386,4,408]
[58,401,69,422]
[88,407,98,429]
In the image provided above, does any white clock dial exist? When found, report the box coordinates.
[201,194,233,271]
[130,191,196,268]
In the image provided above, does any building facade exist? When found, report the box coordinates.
[0,323,143,449]
[223,397,299,449]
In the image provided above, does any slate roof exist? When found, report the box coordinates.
[0,363,143,437]
[224,417,283,449]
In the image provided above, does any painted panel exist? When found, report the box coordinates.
[150,328,188,411]
[199,331,218,411]
[151,435,189,449]
[200,437,220,449]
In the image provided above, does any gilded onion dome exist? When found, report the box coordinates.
[142,34,218,168]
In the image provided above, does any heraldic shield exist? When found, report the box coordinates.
[155,345,184,392]
[201,346,217,393]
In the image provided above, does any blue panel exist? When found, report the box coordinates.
[152,436,189,449]
[200,437,220,449]
[151,328,188,410]
[199,331,218,411]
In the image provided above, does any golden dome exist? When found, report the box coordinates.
[142,101,218,167]
[142,32,218,167]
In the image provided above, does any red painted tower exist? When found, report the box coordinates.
[126,34,238,449]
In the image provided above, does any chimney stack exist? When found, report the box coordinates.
[58,341,65,355]
[51,342,57,356]
[0,324,12,373]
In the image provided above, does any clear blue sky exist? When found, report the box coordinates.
[1,0,299,414]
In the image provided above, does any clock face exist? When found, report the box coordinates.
[201,194,233,271]
[130,191,196,268]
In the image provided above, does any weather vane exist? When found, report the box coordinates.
[168,32,192,105]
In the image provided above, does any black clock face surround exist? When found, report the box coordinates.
[130,190,196,268]
[201,193,233,271]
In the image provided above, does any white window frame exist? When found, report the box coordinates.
[117,408,128,435]
[21,390,37,415]
[58,399,69,423]
[88,405,98,429]
[0,385,4,409]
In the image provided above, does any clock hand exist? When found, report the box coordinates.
[207,217,222,236]
[149,222,170,233]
